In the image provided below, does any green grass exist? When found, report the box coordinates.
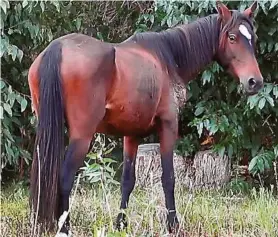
[1,181,278,237]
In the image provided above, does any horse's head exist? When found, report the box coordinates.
[215,1,263,95]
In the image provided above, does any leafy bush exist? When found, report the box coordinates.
[248,145,278,175]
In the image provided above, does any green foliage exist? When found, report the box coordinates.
[175,134,199,157]
[80,134,119,186]
[226,177,252,194]
[248,145,278,175]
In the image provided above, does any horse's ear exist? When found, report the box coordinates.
[216,1,231,24]
[243,1,258,18]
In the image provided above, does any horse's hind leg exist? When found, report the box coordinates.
[56,108,106,236]
[116,136,139,231]
[56,138,92,236]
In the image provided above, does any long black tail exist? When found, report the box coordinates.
[30,40,64,232]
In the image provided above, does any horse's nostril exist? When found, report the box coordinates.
[248,78,257,88]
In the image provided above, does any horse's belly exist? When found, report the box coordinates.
[96,105,157,136]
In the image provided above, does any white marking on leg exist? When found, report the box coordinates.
[55,233,68,237]
[55,229,72,237]
[239,24,252,45]
[58,211,68,229]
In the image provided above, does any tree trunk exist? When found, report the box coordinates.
[135,143,231,190]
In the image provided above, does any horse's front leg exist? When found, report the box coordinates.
[116,136,139,231]
[158,118,179,233]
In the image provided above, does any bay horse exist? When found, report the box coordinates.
[28,1,263,236]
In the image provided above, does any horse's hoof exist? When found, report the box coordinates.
[55,230,72,237]
[167,211,180,234]
[55,229,72,237]
[116,212,128,231]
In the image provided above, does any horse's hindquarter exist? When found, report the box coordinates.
[98,44,166,136]
[59,34,116,138]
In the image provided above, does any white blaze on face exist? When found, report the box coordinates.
[239,24,252,45]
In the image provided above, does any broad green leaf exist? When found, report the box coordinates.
[273,86,278,99]
[248,157,257,173]
[88,163,100,170]
[17,49,23,62]
[247,95,260,109]
[11,45,18,61]
[89,176,101,183]
[8,28,13,35]
[150,15,155,24]
[51,1,60,12]
[218,146,225,158]
[0,0,9,14]
[264,83,273,94]
[75,18,81,31]
[268,41,274,52]
[209,121,218,135]
[259,2,267,15]
[3,128,14,142]
[268,27,276,36]
[256,158,264,173]
[0,17,4,31]
[0,80,5,89]
[3,103,12,116]
[197,122,203,137]
[22,0,28,8]
[202,70,212,85]
[102,158,117,164]
[258,97,266,110]
[105,165,114,174]
[5,143,15,160]
[227,144,233,158]
[274,145,278,157]
[194,106,204,116]
[8,92,16,107]
[103,145,116,155]
[20,98,28,112]
[40,1,45,12]
[275,43,278,51]
[269,0,278,9]
[265,96,274,107]
[96,32,104,41]
[167,15,172,27]
[0,105,3,119]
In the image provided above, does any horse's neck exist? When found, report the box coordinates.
[174,15,220,84]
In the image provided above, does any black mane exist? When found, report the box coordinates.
[125,11,254,82]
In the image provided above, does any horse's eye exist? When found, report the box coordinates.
[228,34,236,43]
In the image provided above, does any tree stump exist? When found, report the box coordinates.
[135,143,231,190]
